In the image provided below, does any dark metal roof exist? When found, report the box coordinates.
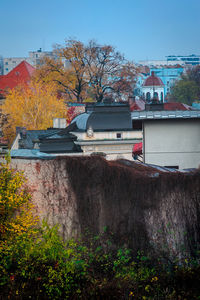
[70,103,132,131]
[18,130,58,149]
[38,130,81,153]
[17,129,82,154]
[39,140,82,153]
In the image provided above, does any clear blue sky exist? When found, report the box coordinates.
[1,0,200,62]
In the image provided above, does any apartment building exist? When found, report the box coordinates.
[3,48,54,74]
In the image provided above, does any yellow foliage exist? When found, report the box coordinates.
[33,57,77,96]
[2,80,67,143]
[0,158,38,241]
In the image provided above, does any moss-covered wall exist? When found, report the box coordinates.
[12,156,200,258]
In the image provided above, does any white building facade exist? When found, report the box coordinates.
[142,72,165,102]
[131,110,200,169]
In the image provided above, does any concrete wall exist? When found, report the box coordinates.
[144,119,200,169]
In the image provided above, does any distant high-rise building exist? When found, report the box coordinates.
[138,54,200,67]
[3,48,55,75]
[166,54,200,66]
[0,56,3,75]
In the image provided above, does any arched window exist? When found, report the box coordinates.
[146,92,151,101]
[161,92,163,102]
[153,92,158,100]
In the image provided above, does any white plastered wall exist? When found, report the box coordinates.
[144,119,200,169]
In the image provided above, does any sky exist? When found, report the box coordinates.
[0,0,200,62]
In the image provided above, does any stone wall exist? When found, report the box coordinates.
[12,156,200,259]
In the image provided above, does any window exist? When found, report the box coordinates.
[116,133,122,139]
[161,92,163,102]
[153,92,158,100]
[146,92,151,101]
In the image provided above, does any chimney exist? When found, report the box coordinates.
[53,118,66,129]
[145,102,164,111]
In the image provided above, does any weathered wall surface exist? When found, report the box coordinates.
[12,156,200,258]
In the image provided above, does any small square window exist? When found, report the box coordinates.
[116,133,122,139]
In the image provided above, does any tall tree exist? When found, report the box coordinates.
[170,80,199,106]
[170,66,200,105]
[35,39,137,103]
[84,41,137,102]
[2,80,67,143]
[35,40,88,102]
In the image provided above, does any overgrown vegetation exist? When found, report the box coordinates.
[1,224,200,299]
[0,157,200,299]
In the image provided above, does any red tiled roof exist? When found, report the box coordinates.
[0,61,35,95]
[143,71,164,87]
[130,99,192,112]
[130,99,145,111]
[164,102,192,111]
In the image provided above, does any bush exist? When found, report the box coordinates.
[0,154,38,242]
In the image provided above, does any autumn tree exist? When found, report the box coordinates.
[111,62,138,101]
[84,40,137,102]
[34,39,88,102]
[35,39,138,103]
[2,80,67,143]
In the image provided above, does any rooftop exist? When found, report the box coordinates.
[131,110,200,120]
[70,102,132,131]
[143,71,164,87]
[0,61,35,95]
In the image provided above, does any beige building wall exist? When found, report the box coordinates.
[72,130,142,160]
[72,130,142,141]
[144,119,200,169]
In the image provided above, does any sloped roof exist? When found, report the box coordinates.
[130,99,145,111]
[0,61,35,94]
[143,71,164,87]
[164,102,192,111]
[130,100,192,112]
[15,130,57,149]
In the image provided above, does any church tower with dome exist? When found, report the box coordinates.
[142,71,165,102]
